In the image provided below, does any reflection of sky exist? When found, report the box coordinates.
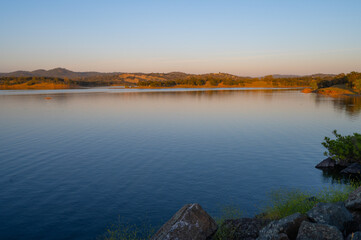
[0,89,361,239]
[1,1,361,75]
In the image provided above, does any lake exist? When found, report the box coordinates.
[0,88,360,239]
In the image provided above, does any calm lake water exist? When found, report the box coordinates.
[0,88,361,239]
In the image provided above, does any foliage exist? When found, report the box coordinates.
[213,205,242,240]
[353,79,361,93]
[322,130,361,163]
[2,71,361,89]
[0,76,134,88]
[261,183,359,220]
[310,80,318,90]
[346,72,361,93]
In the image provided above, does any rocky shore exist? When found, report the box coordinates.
[147,157,361,240]
[316,157,361,176]
[150,185,361,240]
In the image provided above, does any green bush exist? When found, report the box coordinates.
[322,130,361,163]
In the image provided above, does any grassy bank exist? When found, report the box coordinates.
[316,84,360,97]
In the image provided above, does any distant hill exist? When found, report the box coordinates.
[1,67,357,90]
[272,74,301,79]
[0,68,121,79]
[310,73,337,78]
[0,68,338,80]
[272,73,336,79]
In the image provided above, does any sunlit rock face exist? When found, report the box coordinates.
[151,203,217,240]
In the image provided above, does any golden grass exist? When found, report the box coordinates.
[316,84,358,97]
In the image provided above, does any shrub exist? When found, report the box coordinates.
[322,130,361,163]
[261,184,359,220]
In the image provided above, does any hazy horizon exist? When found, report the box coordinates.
[1,0,361,77]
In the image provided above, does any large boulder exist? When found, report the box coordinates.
[346,186,361,210]
[221,218,271,240]
[340,163,361,175]
[346,187,361,232]
[296,221,343,240]
[315,158,336,169]
[306,202,353,232]
[257,213,307,240]
[151,203,217,240]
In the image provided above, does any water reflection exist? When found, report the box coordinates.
[0,88,361,240]
[319,169,361,184]
[313,94,361,118]
[332,97,361,117]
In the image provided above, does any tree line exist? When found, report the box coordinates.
[1,72,360,91]
[0,76,132,87]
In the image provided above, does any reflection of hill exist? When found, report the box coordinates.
[332,97,361,117]
[115,88,290,100]
[313,94,361,118]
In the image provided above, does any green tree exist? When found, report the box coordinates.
[353,79,361,93]
[310,80,318,90]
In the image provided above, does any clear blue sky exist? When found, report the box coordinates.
[1,0,360,76]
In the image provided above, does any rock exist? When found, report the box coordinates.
[315,158,336,169]
[341,163,361,175]
[151,203,217,240]
[306,202,353,231]
[221,218,271,240]
[347,231,361,240]
[351,210,361,224]
[257,213,307,240]
[296,221,343,240]
[344,219,361,237]
[277,233,289,240]
[346,186,361,210]
[345,210,361,235]
[337,160,352,168]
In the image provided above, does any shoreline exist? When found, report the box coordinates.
[0,84,306,90]
[2,84,360,99]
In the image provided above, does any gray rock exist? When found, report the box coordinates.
[346,210,361,235]
[315,158,336,169]
[151,203,217,240]
[296,221,343,240]
[337,160,352,168]
[306,202,353,231]
[344,219,361,237]
[221,218,271,240]
[341,163,361,175]
[347,231,361,240]
[257,213,307,240]
[346,186,361,211]
[277,233,289,240]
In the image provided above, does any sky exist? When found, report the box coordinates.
[1,0,361,76]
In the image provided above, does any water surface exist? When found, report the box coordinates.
[0,88,360,239]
